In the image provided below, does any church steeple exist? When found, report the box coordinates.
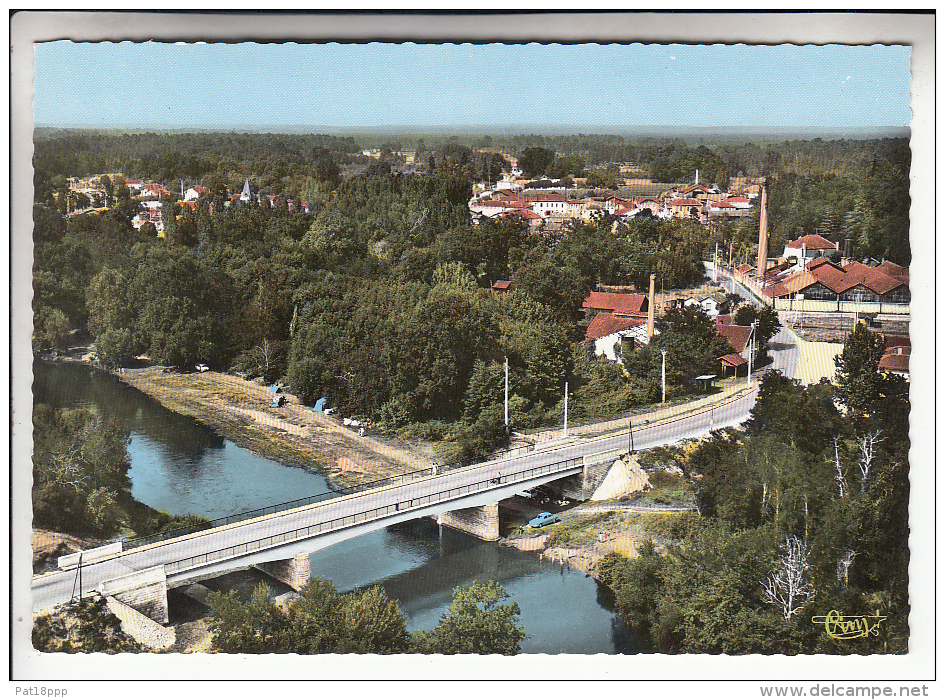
[240,178,251,202]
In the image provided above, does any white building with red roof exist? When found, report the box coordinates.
[184,185,207,201]
[584,313,651,363]
[782,234,839,264]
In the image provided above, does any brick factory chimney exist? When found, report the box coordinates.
[756,182,768,280]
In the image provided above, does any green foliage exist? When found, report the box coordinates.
[648,143,729,188]
[208,578,409,654]
[602,360,909,654]
[208,578,526,655]
[543,512,613,546]
[767,164,910,266]
[732,304,782,347]
[645,306,734,393]
[32,403,132,537]
[834,323,885,423]
[411,581,526,655]
[32,596,142,653]
[518,146,555,178]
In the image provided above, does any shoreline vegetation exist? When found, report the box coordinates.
[39,346,438,492]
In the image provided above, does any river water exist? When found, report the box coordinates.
[33,359,633,654]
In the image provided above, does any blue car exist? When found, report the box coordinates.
[528,512,559,528]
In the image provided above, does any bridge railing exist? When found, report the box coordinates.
[119,425,580,552]
[164,455,584,575]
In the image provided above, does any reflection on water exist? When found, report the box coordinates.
[33,359,333,519]
[309,519,634,655]
[35,358,634,654]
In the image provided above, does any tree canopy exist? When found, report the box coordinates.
[207,578,526,655]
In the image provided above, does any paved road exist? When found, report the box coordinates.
[31,386,762,611]
[712,264,799,380]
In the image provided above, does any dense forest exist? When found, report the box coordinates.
[32,129,911,462]
[599,325,910,654]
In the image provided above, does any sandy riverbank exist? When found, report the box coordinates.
[112,365,437,490]
[503,507,658,579]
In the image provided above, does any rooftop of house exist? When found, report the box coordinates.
[666,198,702,207]
[716,323,754,353]
[583,291,649,315]
[491,280,512,291]
[878,348,910,373]
[766,259,909,297]
[499,208,543,221]
[881,334,910,352]
[784,234,838,250]
[718,352,747,368]
[584,312,646,342]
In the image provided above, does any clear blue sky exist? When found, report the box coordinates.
[33,41,911,130]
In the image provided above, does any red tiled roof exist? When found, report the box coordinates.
[724,196,750,204]
[523,193,567,203]
[768,259,907,297]
[785,234,838,250]
[491,280,512,290]
[841,261,904,295]
[714,315,732,327]
[583,292,648,315]
[807,257,837,271]
[875,260,907,277]
[716,324,753,353]
[881,335,910,352]
[718,353,747,368]
[585,312,646,342]
[879,348,910,373]
[500,208,542,220]
[667,198,701,207]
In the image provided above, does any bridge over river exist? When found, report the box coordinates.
[32,381,762,623]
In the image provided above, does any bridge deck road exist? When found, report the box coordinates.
[32,384,762,612]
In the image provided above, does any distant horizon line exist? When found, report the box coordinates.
[34,123,910,139]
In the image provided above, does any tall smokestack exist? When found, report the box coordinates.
[756,182,768,280]
[647,273,656,341]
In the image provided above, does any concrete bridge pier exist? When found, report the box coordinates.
[438,503,500,541]
[98,566,169,624]
[253,553,311,591]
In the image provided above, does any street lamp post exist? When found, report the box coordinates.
[563,378,569,438]
[661,348,667,404]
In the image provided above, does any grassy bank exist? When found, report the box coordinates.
[113,366,435,490]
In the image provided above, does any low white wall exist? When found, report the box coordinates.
[58,542,122,570]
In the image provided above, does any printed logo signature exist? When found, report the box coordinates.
[812,610,886,639]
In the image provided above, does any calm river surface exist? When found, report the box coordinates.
[33,359,633,654]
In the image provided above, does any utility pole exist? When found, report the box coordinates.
[714,241,719,283]
[661,348,667,404]
[747,322,756,384]
[563,379,569,438]
[628,421,635,454]
[504,356,509,433]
